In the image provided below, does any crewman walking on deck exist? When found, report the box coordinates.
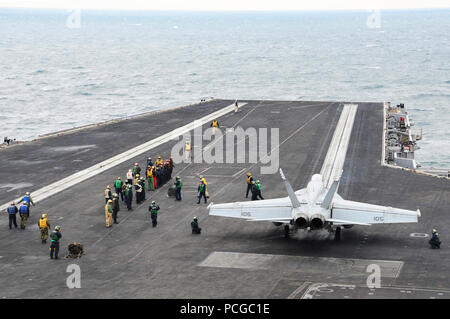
[19,201,30,229]
[174,176,182,201]
[200,176,209,198]
[19,192,35,213]
[105,199,113,227]
[191,217,201,234]
[197,180,207,204]
[246,173,253,198]
[6,201,18,229]
[38,214,50,243]
[112,194,120,224]
[256,180,264,200]
[114,177,124,202]
[49,226,62,259]
[125,185,133,211]
[104,185,112,203]
[149,201,160,227]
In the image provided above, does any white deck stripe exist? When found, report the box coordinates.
[0,103,247,211]
[199,251,404,279]
[320,104,358,188]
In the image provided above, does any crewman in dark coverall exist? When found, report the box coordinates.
[112,193,120,224]
[429,229,441,249]
[50,226,62,259]
[191,217,201,234]
[6,201,18,229]
[125,185,133,211]
[250,181,258,201]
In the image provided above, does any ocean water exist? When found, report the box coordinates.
[0,8,449,168]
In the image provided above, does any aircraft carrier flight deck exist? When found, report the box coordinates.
[0,99,449,299]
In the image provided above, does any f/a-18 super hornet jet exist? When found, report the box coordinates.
[208,104,421,241]
[208,169,421,241]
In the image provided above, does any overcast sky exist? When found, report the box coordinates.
[1,0,449,11]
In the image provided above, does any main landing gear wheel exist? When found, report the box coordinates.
[334,227,341,241]
[284,225,290,238]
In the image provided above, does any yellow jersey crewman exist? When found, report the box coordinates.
[38,214,50,244]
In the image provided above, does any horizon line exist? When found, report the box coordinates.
[1,5,450,12]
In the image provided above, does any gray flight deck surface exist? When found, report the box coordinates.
[0,99,449,299]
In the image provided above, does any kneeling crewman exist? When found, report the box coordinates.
[429,229,441,249]
[191,217,202,234]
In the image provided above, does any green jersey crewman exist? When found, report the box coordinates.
[149,201,160,227]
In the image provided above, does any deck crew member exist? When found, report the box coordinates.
[49,226,62,259]
[19,192,35,213]
[246,173,253,198]
[185,141,191,161]
[200,176,209,198]
[191,217,201,234]
[256,180,264,200]
[429,229,441,249]
[146,157,153,169]
[250,181,258,201]
[38,214,50,243]
[114,177,124,201]
[105,200,113,227]
[126,169,133,185]
[112,194,120,224]
[147,165,155,191]
[197,180,207,204]
[211,118,219,134]
[149,201,160,227]
[19,201,30,229]
[139,177,146,201]
[156,156,163,166]
[125,185,133,211]
[174,176,182,201]
[135,179,143,204]
[104,185,112,203]
[6,201,18,229]
[133,162,141,178]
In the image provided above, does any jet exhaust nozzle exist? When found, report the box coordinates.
[294,214,309,229]
[310,214,326,230]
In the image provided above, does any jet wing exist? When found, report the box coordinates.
[208,197,292,223]
[331,199,420,225]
